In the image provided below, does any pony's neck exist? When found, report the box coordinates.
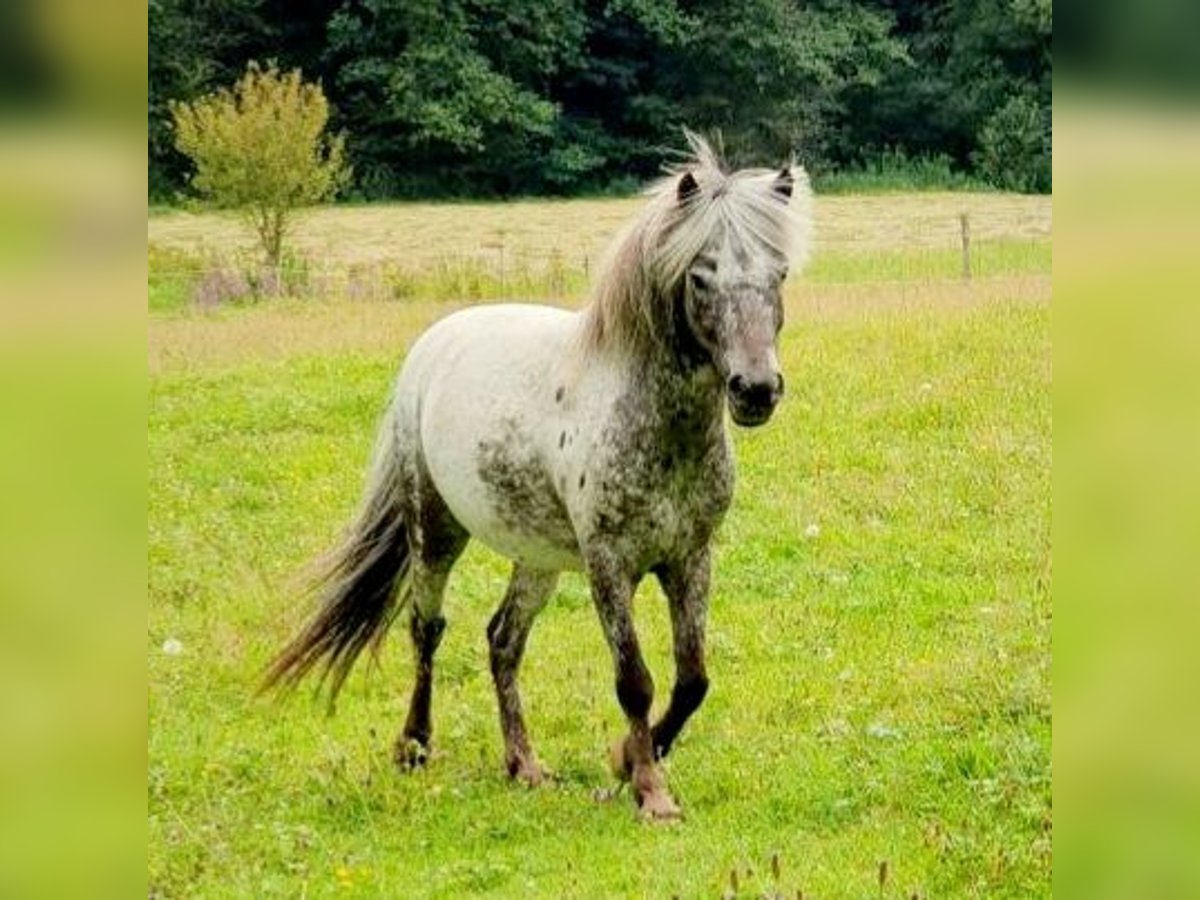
[632,298,726,442]
[576,278,726,440]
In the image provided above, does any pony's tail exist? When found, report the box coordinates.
[261,408,410,707]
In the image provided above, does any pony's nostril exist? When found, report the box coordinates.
[729,373,782,410]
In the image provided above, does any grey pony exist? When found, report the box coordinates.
[264,133,813,820]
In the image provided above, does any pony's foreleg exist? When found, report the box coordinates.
[588,549,681,821]
[487,564,559,785]
[651,548,711,760]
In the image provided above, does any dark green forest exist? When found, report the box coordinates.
[149,0,1051,200]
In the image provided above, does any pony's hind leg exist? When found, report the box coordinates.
[394,476,468,769]
[487,564,559,784]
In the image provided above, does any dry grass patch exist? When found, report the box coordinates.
[148,198,640,270]
[149,193,1050,269]
[816,192,1051,251]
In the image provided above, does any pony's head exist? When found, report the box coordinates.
[667,147,809,426]
[583,132,812,427]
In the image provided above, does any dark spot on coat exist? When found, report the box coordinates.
[476,417,577,551]
[579,474,586,489]
[555,386,565,403]
[559,431,566,449]
[583,367,734,552]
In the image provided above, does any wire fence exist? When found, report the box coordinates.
[150,213,1047,310]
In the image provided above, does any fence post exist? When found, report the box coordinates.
[959,211,971,280]
[499,239,506,296]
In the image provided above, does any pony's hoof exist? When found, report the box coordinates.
[636,788,682,822]
[394,737,429,770]
[608,737,633,781]
[507,754,551,787]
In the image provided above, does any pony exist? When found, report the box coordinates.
[264,133,812,820]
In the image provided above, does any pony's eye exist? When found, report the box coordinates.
[689,269,714,292]
[779,267,789,283]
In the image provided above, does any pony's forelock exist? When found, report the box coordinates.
[580,132,812,357]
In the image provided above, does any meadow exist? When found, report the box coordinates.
[148,193,1051,897]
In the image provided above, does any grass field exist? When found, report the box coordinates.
[148,193,1052,897]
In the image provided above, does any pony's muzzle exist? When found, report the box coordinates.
[727,372,783,426]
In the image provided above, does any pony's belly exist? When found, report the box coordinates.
[425,447,585,573]
[435,479,584,572]
[472,523,585,573]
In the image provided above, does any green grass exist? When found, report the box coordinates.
[149,266,1050,895]
[806,240,1050,284]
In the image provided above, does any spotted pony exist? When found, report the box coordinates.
[264,133,813,820]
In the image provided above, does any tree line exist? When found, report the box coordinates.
[149,0,1051,201]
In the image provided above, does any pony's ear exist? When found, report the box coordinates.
[773,166,794,200]
[677,171,700,204]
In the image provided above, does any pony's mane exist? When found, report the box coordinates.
[579,132,812,357]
